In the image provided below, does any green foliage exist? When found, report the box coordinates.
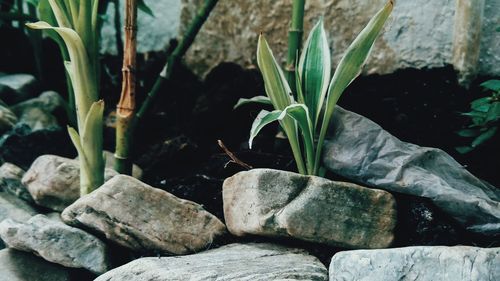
[237,1,394,175]
[456,79,500,153]
[27,0,104,195]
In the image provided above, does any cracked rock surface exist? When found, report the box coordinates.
[95,243,328,281]
[0,249,70,281]
[0,214,110,274]
[223,169,397,249]
[62,175,226,255]
[329,246,500,281]
[22,155,118,211]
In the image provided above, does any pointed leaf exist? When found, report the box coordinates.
[257,34,294,110]
[457,128,480,137]
[298,19,331,127]
[249,109,282,149]
[486,102,500,122]
[139,0,154,17]
[234,96,272,109]
[480,79,500,92]
[455,146,474,154]
[67,126,85,160]
[47,0,72,28]
[471,126,497,147]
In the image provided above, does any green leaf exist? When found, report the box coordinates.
[26,0,40,8]
[471,126,497,147]
[486,101,500,122]
[248,109,282,149]
[470,96,492,110]
[481,79,500,92]
[234,96,272,109]
[81,100,104,163]
[457,128,480,137]
[455,146,474,154]
[298,19,331,128]
[257,34,294,110]
[67,126,85,161]
[138,0,154,17]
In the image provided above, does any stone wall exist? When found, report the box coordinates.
[101,0,500,83]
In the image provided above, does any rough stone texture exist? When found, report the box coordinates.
[179,0,500,80]
[62,175,226,254]
[329,246,500,281]
[0,215,110,274]
[22,155,118,211]
[96,243,328,281]
[0,74,37,104]
[322,106,500,235]
[77,150,143,179]
[223,169,397,249]
[0,249,71,281]
[10,91,65,131]
[0,105,17,134]
[0,190,38,224]
[0,163,33,203]
[100,0,181,55]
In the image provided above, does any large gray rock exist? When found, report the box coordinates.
[22,155,118,211]
[0,190,38,223]
[322,106,500,235]
[223,169,397,249]
[100,0,181,55]
[180,0,500,82]
[0,74,37,104]
[96,243,328,281]
[62,175,226,255]
[0,249,71,281]
[0,105,17,133]
[0,163,33,203]
[329,246,500,281]
[11,91,65,131]
[0,215,110,274]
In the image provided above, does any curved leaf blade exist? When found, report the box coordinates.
[234,96,272,109]
[249,109,282,149]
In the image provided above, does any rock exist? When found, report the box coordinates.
[62,175,226,255]
[0,249,71,281]
[79,150,143,179]
[180,0,500,81]
[100,0,181,55]
[0,190,38,223]
[22,155,117,211]
[0,124,76,170]
[96,243,328,281]
[0,105,17,134]
[11,91,65,113]
[0,74,37,104]
[0,163,33,203]
[10,91,65,131]
[223,169,397,249]
[329,246,500,281]
[322,106,500,235]
[0,215,110,274]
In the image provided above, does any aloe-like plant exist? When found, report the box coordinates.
[236,1,393,176]
[27,0,104,195]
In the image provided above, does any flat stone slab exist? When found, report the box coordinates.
[22,155,118,211]
[96,243,328,281]
[0,215,110,274]
[223,169,397,249]
[0,249,70,281]
[329,246,500,281]
[323,106,500,235]
[62,175,226,255]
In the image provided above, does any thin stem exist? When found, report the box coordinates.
[285,0,305,95]
[115,0,138,174]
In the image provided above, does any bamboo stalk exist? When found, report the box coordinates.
[114,0,219,173]
[285,0,305,94]
[115,0,138,174]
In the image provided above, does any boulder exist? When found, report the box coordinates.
[0,163,33,203]
[0,191,38,223]
[0,105,17,134]
[0,74,37,104]
[223,169,397,249]
[329,246,500,281]
[62,175,226,255]
[11,91,65,131]
[0,215,110,274]
[322,106,500,235]
[0,249,71,281]
[95,243,328,281]
[22,155,118,211]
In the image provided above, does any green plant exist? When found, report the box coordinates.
[236,1,393,176]
[456,79,500,153]
[27,0,104,195]
[285,0,305,94]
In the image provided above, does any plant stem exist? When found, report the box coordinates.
[285,0,305,94]
[115,0,138,175]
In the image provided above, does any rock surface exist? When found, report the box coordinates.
[0,74,37,104]
[180,0,500,80]
[223,169,397,249]
[322,106,500,235]
[0,105,17,133]
[96,243,328,281]
[0,215,110,274]
[0,249,71,281]
[329,246,500,281]
[22,155,118,211]
[0,190,38,224]
[62,175,226,254]
[10,91,65,131]
[0,163,33,203]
